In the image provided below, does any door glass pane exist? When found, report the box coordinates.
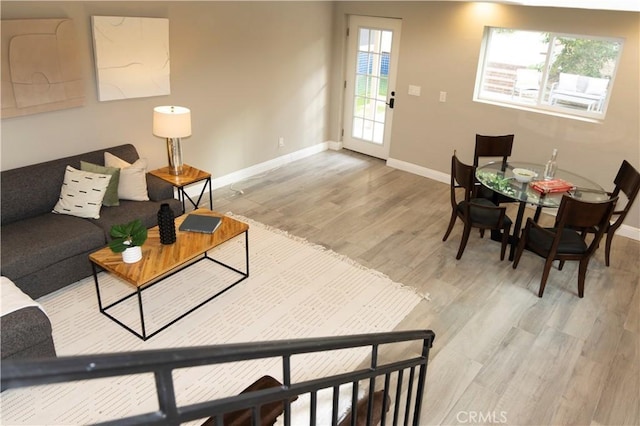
[354,96,365,117]
[352,117,363,138]
[356,52,366,74]
[355,75,367,97]
[358,28,370,51]
[379,77,388,99]
[352,25,394,143]
[369,29,381,53]
[363,120,374,140]
[373,122,384,144]
[375,100,386,122]
[364,98,375,120]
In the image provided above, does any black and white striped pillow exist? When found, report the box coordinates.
[52,166,112,219]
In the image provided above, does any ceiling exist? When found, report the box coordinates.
[476,0,640,12]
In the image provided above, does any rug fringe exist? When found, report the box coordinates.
[226,212,431,302]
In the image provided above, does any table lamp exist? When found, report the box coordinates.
[153,106,191,175]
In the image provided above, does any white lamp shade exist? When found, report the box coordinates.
[153,106,192,138]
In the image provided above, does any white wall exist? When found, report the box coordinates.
[1,1,334,178]
[2,1,639,230]
[330,2,640,230]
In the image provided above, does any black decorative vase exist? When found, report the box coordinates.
[157,203,176,245]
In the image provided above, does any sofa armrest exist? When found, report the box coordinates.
[146,173,176,201]
[1,307,56,360]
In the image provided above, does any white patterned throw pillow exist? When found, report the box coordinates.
[52,166,112,219]
[104,151,149,201]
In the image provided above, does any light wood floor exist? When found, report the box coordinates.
[209,149,639,426]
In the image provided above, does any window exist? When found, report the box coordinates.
[474,27,623,120]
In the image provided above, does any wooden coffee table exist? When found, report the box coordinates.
[89,209,249,340]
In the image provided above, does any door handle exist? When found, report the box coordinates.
[387,91,395,109]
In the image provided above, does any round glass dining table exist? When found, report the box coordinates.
[475,161,609,259]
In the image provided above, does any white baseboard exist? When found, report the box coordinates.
[617,224,640,241]
[386,157,640,242]
[386,157,450,185]
[182,141,331,203]
[183,150,639,242]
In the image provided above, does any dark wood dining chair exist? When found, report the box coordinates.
[583,160,640,266]
[442,151,513,260]
[473,134,515,203]
[512,195,618,298]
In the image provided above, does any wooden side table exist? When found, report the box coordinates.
[149,164,212,213]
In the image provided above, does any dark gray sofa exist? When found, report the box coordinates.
[1,306,55,360]
[1,144,182,299]
[1,276,57,388]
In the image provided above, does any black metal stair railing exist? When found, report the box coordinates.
[1,329,436,426]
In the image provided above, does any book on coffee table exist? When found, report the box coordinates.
[530,178,575,194]
[179,214,222,234]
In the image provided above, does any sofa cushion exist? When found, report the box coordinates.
[104,152,149,201]
[52,166,112,219]
[1,213,106,281]
[80,161,121,206]
[1,144,140,226]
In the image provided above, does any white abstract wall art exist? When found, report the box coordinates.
[91,16,170,101]
[1,19,84,118]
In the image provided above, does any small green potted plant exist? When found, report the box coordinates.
[109,219,148,263]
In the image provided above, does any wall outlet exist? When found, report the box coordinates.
[278,137,285,147]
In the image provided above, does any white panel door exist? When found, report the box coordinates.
[343,15,402,159]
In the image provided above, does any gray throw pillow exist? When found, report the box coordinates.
[80,161,121,206]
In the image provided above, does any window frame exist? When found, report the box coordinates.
[473,27,624,122]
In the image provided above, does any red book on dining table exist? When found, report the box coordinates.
[530,179,575,194]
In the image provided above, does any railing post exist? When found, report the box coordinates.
[154,368,178,423]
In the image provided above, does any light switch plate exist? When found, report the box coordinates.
[408,85,421,96]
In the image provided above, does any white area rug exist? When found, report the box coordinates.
[0,215,426,425]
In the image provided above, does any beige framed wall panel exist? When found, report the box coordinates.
[1,18,84,118]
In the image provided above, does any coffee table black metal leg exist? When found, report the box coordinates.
[245,230,250,276]
[137,288,147,340]
[91,262,104,311]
